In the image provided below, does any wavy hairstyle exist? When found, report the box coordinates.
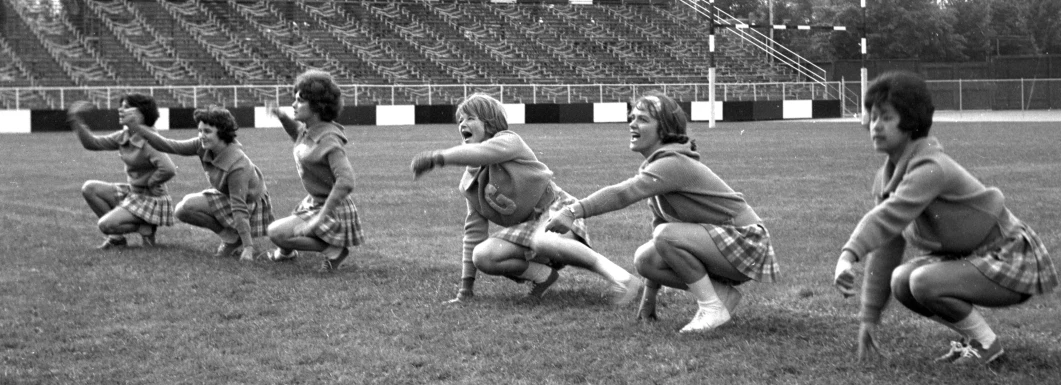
[863,71,934,139]
[455,93,508,138]
[121,93,159,127]
[631,91,695,151]
[293,70,343,122]
[193,105,239,144]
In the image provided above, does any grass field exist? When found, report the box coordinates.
[2,119,1060,384]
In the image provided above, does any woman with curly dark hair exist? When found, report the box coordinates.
[128,105,274,261]
[267,70,365,273]
[68,94,176,249]
[833,71,1057,365]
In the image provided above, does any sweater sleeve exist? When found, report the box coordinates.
[276,114,302,141]
[859,236,906,324]
[146,150,177,195]
[139,129,202,156]
[324,141,356,193]
[74,126,122,151]
[579,165,678,219]
[439,133,523,167]
[461,200,488,280]
[225,167,255,247]
[841,159,946,260]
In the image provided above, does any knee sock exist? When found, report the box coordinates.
[954,309,997,349]
[686,276,722,309]
[517,262,553,283]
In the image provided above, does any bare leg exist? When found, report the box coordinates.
[471,238,531,277]
[909,260,1023,364]
[890,259,937,318]
[97,207,148,235]
[651,223,748,284]
[174,194,224,234]
[909,260,1027,322]
[531,230,633,286]
[81,181,119,218]
[651,223,749,332]
[267,215,332,253]
[634,240,687,289]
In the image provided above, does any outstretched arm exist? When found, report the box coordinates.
[127,122,201,156]
[410,134,524,178]
[68,101,121,151]
[268,106,301,141]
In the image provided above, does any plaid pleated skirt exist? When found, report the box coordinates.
[910,223,1057,295]
[202,189,275,237]
[115,184,174,226]
[293,194,365,248]
[491,187,589,261]
[703,223,780,283]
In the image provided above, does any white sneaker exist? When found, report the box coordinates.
[679,302,731,333]
[608,277,644,306]
[267,249,299,262]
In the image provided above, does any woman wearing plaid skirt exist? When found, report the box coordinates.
[411,93,642,305]
[129,106,274,261]
[69,95,176,249]
[267,70,364,273]
[546,91,780,333]
[833,72,1058,366]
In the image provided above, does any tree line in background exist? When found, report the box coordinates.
[710,0,1061,62]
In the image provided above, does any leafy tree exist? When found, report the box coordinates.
[944,0,993,60]
[1026,0,1061,55]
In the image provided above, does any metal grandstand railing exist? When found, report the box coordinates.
[678,0,862,115]
[0,81,845,110]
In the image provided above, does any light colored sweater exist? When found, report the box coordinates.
[288,122,356,203]
[74,126,175,196]
[450,131,554,280]
[578,143,761,228]
[843,137,1019,323]
[140,134,267,247]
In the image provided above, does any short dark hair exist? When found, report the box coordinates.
[631,91,695,150]
[293,70,343,122]
[193,105,238,144]
[121,93,159,127]
[455,93,508,138]
[864,71,934,139]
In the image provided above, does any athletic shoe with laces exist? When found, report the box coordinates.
[213,241,242,258]
[952,339,1004,366]
[267,249,299,262]
[933,340,969,363]
[97,237,128,250]
[317,248,350,273]
[527,268,560,298]
[607,277,644,306]
[679,302,732,333]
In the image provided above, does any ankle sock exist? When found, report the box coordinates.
[954,309,997,349]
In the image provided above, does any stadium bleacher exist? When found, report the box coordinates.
[1,0,807,109]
